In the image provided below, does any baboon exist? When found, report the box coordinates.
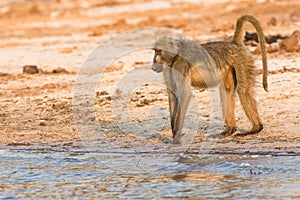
[152,15,268,143]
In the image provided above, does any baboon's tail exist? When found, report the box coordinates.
[233,14,268,92]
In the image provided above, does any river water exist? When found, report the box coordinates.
[0,148,299,199]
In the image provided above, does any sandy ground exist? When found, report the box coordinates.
[0,0,299,155]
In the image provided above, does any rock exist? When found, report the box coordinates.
[267,17,277,26]
[0,72,9,76]
[29,5,40,15]
[267,43,280,53]
[39,121,47,126]
[290,9,300,22]
[52,67,68,74]
[266,35,286,44]
[23,65,39,74]
[96,91,109,96]
[245,32,259,43]
[280,31,300,52]
[252,42,280,54]
[245,31,286,44]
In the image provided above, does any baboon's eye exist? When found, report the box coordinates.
[155,49,162,55]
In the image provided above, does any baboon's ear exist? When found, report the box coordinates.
[169,39,176,48]
[168,39,179,53]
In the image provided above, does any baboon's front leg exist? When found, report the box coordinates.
[172,88,191,143]
[167,89,178,132]
[164,67,179,140]
[220,70,236,136]
[171,78,191,144]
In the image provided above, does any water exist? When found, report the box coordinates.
[0,148,299,199]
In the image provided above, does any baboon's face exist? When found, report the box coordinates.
[152,38,178,73]
[152,49,163,73]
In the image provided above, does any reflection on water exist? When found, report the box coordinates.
[0,148,299,199]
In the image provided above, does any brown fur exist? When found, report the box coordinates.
[152,15,268,143]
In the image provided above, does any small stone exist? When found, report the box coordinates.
[267,17,277,26]
[39,121,47,126]
[96,91,109,96]
[23,65,39,74]
[267,43,280,53]
[0,72,9,76]
[52,67,68,74]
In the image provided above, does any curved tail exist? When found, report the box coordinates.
[233,15,268,92]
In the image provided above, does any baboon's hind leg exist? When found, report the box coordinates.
[235,65,263,136]
[220,69,236,136]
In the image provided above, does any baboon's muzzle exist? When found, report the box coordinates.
[152,63,163,73]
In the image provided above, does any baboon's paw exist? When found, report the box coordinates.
[235,125,263,136]
[207,133,221,138]
[220,126,236,136]
[172,135,182,145]
[172,139,181,145]
[235,131,257,136]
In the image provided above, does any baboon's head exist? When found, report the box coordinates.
[152,37,179,73]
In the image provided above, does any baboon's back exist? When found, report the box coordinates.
[202,42,254,70]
